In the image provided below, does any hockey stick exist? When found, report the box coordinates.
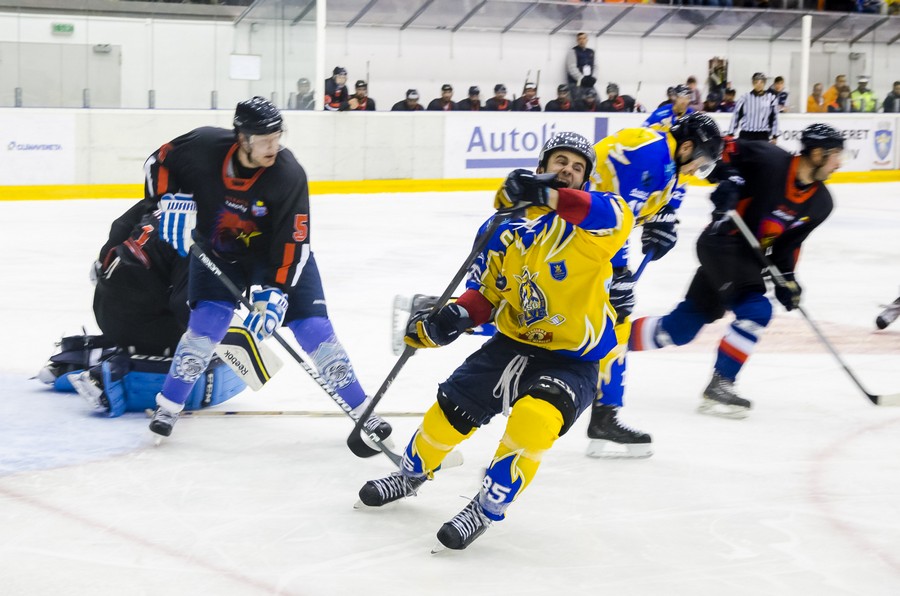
[347,203,528,451]
[189,244,402,464]
[145,408,425,418]
[728,210,900,407]
[633,250,653,281]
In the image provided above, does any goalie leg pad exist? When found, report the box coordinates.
[215,315,283,391]
[480,396,563,522]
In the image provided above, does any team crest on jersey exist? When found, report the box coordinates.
[549,260,567,281]
[251,200,268,217]
[515,267,548,326]
[518,328,553,344]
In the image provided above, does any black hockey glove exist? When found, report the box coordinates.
[709,173,744,213]
[494,170,562,210]
[405,303,474,349]
[641,204,678,261]
[774,272,802,311]
[609,267,636,324]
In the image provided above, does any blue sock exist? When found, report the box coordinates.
[287,317,368,409]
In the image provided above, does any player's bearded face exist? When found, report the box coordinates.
[243,132,282,168]
[676,141,715,179]
[812,148,842,181]
[543,150,587,189]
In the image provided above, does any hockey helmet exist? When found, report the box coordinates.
[670,112,723,178]
[233,96,283,136]
[800,123,844,155]
[537,132,597,186]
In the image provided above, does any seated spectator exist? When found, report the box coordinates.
[545,85,574,112]
[828,86,852,112]
[348,80,376,111]
[427,84,456,111]
[512,82,542,111]
[658,86,676,108]
[391,89,424,111]
[807,83,828,113]
[703,91,721,112]
[292,77,315,110]
[686,75,704,112]
[598,83,637,112]
[485,84,511,111]
[324,66,350,111]
[456,86,482,111]
[717,88,737,112]
[851,76,877,112]
[575,87,600,112]
[768,76,788,112]
[882,81,900,113]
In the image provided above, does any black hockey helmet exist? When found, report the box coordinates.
[670,112,723,177]
[800,123,844,155]
[233,96,283,136]
[537,131,597,186]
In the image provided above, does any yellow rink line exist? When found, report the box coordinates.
[2,170,899,201]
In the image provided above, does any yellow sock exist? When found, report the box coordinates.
[407,401,474,475]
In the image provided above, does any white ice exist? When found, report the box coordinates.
[1,184,899,596]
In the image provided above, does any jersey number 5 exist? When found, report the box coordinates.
[293,214,309,242]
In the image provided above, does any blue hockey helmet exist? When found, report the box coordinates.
[537,132,597,186]
[233,96,283,136]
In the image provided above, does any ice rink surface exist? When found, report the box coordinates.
[1,183,899,596]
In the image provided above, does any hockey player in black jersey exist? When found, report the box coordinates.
[141,96,391,448]
[629,124,843,418]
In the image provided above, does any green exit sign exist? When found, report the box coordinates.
[52,23,74,35]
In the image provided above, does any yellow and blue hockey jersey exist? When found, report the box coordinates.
[465,189,634,362]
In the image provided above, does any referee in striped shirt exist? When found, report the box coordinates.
[726,72,780,142]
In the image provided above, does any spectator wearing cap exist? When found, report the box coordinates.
[643,84,693,130]
[427,84,456,111]
[686,76,704,112]
[881,81,900,113]
[575,87,600,112]
[658,86,677,109]
[767,76,789,112]
[391,89,424,112]
[823,74,847,107]
[598,82,637,112]
[485,84,511,111]
[348,80,376,111]
[324,66,350,111]
[703,92,722,113]
[456,86,481,110]
[292,77,315,110]
[566,32,595,100]
[807,83,828,113]
[512,81,542,112]
[717,88,737,112]
[726,72,780,142]
[851,76,877,112]
[544,85,574,112]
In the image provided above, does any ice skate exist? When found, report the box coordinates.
[585,405,653,459]
[68,370,109,411]
[149,393,183,442]
[698,372,751,419]
[433,498,492,553]
[356,471,426,509]
[876,298,900,330]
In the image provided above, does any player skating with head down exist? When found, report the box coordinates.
[142,96,391,449]
[629,123,844,418]
[357,132,634,551]
[585,112,724,458]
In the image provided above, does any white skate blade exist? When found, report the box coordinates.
[697,399,750,420]
[152,433,165,446]
[585,439,653,459]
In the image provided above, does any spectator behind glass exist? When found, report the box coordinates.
[391,89,424,111]
[882,81,900,113]
[545,85,574,112]
[485,84,511,111]
[512,82,542,112]
[456,86,481,111]
[851,76,877,112]
[717,88,737,112]
[428,84,456,111]
[823,74,847,106]
[324,66,350,111]
[598,82,637,112]
[348,80,375,111]
[576,87,600,112]
[686,76,704,112]
[828,86,852,113]
[292,77,315,110]
[703,91,721,112]
[768,76,789,112]
[566,32,595,100]
[807,83,828,113]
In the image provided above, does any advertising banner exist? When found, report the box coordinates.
[0,112,76,184]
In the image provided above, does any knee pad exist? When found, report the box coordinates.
[288,317,357,390]
[188,300,233,342]
[503,396,563,453]
[405,402,474,475]
[523,376,578,435]
[436,390,479,435]
[732,291,773,327]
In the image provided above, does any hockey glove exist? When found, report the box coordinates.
[774,273,802,311]
[405,303,474,349]
[609,267,636,324]
[243,287,289,342]
[641,204,678,261]
[709,173,744,213]
[494,170,561,210]
[159,193,197,257]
